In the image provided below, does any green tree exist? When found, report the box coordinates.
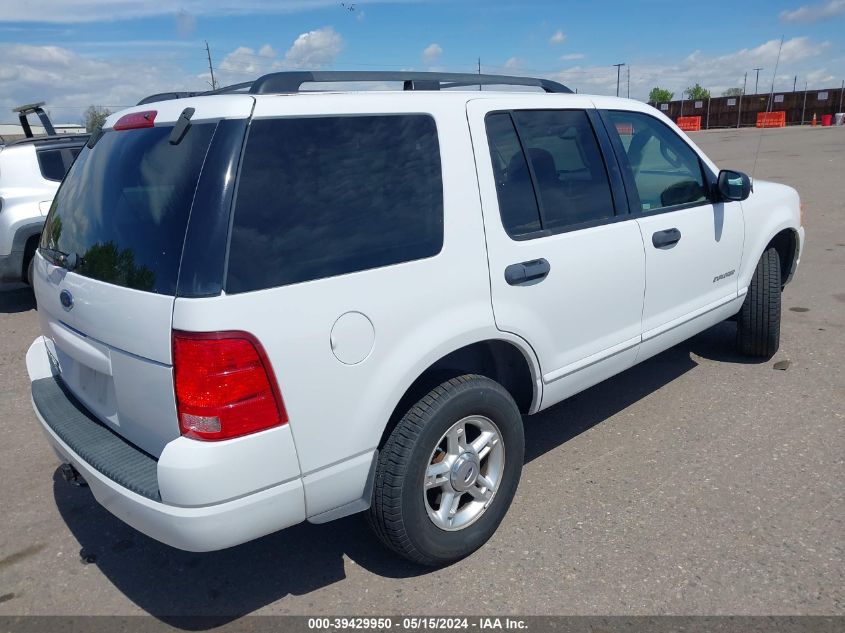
[722,87,744,97]
[648,87,674,103]
[83,106,111,134]
[685,83,710,100]
[79,242,156,291]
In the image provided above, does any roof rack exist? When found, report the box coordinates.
[137,91,204,106]
[136,71,571,105]
[246,71,572,94]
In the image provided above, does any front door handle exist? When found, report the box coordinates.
[505,258,550,286]
[652,228,682,248]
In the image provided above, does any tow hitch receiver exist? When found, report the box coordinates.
[60,463,87,487]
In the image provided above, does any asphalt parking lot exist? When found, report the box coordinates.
[0,125,842,622]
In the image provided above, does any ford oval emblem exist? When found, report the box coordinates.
[59,289,74,310]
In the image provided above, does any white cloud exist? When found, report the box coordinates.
[284,26,343,68]
[560,53,585,61]
[549,29,565,45]
[780,0,845,23]
[218,46,280,82]
[422,43,443,64]
[215,27,342,84]
[549,37,832,100]
[503,57,522,70]
[0,1,430,23]
[0,43,200,124]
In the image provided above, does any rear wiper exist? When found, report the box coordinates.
[40,247,81,271]
[169,107,196,145]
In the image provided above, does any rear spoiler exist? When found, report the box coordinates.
[12,102,56,138]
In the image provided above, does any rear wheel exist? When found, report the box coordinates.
[368,374,524,566]
[737,247,781,358]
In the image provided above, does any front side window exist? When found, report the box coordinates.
[485,109,616,238]
[227,114,443,293]
[607,111,707,212]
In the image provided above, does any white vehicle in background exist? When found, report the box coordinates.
[26,72,804,566]
[0,103,87,285]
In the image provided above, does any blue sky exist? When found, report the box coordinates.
[1,0,843,123]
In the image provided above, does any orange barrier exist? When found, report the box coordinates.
[756,111,786,128]
[676,116,701,131]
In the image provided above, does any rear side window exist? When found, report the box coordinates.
[37,147,82,182]
[41,124,216,294]
[485,113,542,237]
[226,114,443,292]
[37,149,66,181]
[606,111,707,212]
[485,110,616,238]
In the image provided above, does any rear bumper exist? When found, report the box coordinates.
[27,338,307,552]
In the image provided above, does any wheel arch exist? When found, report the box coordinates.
[376,336,541,451]
[766,228,800,286]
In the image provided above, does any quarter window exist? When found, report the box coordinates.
[36,149,66,181]
[227,115,443,292]
[485,110,616,238]
[607,111,707,212]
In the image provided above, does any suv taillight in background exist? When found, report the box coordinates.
[172,330,288,441]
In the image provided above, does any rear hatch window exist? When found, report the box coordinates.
[41,123,216,295]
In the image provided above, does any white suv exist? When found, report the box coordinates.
[26,72,804,566]
[0,134,86,284]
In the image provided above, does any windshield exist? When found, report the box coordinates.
[40,122,216,295]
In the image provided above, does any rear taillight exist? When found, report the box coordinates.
[113,110,157,131]
[172,330,287,441]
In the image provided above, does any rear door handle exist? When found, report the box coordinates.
[505,258,550,286]
[652,228,682,248]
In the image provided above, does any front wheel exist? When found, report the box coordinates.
[737,247,781,358]
[368,374,524,566]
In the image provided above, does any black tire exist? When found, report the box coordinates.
[737,247,781,358]
[26,255,35,287]
[368,374,524,566]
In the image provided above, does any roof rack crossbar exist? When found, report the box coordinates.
[248,71,572,94]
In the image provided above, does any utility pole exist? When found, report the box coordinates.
[613,63,625,97]
[753,67,763,94]
[477,57,481,91]
[839,79,844,114]
[793,75,797,92]
[737,72,747,128]
[626,65,630,98]
[205,41,218,90]
[801,80,808,124]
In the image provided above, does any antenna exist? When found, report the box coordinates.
[751,36,784,179]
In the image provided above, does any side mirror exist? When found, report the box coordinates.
[717,169,752,202]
